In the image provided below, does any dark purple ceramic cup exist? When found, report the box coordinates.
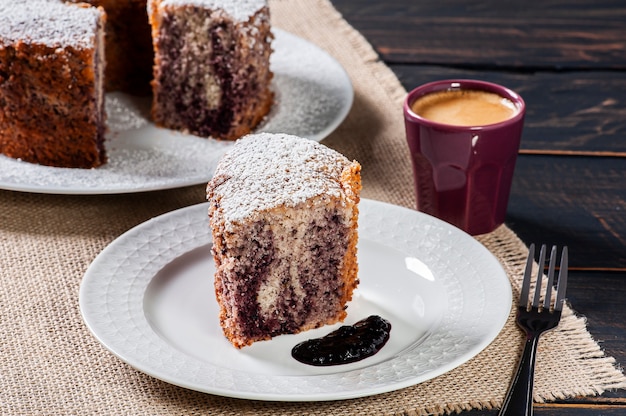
[403,79,525,235]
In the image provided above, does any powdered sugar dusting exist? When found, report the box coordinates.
[208,133,354,224]
[158,0,266,21]
[106,94,149,131]
[0,1,103,48]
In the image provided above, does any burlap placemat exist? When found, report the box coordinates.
[1,0,625,415]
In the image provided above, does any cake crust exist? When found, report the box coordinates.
[207,133,362,348]
[0,1,107,168]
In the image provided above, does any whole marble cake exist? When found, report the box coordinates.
[206,133,362,348]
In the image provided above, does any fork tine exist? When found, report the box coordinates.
[501,244,569,416]
[554,246,568,311]
[543,245,558,310]
[519,243,535,308]
[532,244,547,308]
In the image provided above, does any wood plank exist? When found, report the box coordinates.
[506,155,626,270]
[332,0,626,69]
[565,271,626,368]
[390,65,626,153]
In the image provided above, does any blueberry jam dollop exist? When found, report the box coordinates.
[291,315,391,366]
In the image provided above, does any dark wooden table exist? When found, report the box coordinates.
[331,0,626,414]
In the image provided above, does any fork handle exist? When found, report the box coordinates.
[498,334,540,416]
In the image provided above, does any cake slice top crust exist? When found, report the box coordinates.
[0,1,103,48]
[207,133,361,228]
[151,0,267,21]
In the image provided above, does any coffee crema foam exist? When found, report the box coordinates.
[411,89,518,127]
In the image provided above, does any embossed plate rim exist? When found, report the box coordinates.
[79,199,511,401]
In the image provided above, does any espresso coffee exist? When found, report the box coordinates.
[411,89,518,126]
[404,80,525,234]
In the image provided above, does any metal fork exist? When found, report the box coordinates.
[498,244,568,416]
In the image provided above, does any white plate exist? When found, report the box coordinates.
[80,199,511,401]
[0,29,353,195]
